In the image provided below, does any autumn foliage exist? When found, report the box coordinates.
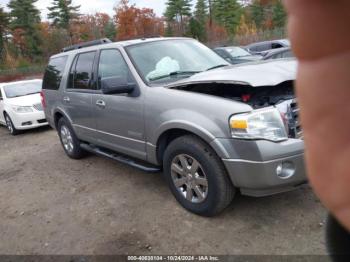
[115,0,164,41]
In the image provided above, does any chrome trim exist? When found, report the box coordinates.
[146,142,156,148]
[223,153,304,164]
[73,124,146,144]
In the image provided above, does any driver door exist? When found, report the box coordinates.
[92,49,146,161]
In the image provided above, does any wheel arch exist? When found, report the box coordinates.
[53,108,72,129]
[154,123,220,165]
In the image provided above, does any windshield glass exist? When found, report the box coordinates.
[4,81,42,98]
[225,47,251,57]
[126,39,229,85]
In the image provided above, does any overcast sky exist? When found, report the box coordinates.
[0,0,169,18]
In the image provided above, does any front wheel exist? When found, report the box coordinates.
[57,118,86,159]
[163,135,235,217]
[5,113,19,136]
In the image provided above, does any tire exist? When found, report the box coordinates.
[163,135,235,217]
[4,113,19,136]
[57,117,86,159]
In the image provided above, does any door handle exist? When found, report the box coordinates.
[96,100,106,108]
[63,97,70,103]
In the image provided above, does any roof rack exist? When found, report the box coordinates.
[62,38,112,52]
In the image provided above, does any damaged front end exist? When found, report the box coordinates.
[168,80,302,139]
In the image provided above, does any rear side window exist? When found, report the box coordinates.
[68,51,96,90]
[43,56,68,90]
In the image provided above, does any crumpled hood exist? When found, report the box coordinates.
[167,59,297,88]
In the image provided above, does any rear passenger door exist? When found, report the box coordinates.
[63,51,98,142]
[92,49,146,160]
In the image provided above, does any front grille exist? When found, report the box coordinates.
[287,100,303,139]
[33,103,43,111]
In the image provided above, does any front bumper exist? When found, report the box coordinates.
[10,111,48,130]
[211,138,307,197]
[223,153,307,197]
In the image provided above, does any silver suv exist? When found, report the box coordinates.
[42,38,306,216]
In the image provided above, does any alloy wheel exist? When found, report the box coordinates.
[60,125,74,153]
[171,154,209,203]
[5,116,13,134]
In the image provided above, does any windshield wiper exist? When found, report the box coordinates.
[149,71,201,81]
[206,64,229,71]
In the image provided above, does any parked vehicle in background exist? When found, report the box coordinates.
[0,79,48,135]
[213,46,262,64]
[43,37,306,217]
[263,47,295,60]
[245,39,290,55]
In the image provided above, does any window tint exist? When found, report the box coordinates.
[69,52,96,90]
[98,49,134,87]
[43,56,68,90]
[272,43,284,49]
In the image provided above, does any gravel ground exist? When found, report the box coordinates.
[0,126,328,255]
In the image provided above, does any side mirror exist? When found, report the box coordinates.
[101,77,136,95]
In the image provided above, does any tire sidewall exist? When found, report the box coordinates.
[57,118,84,159]
[163,137,230,216]
[5,114,18,136]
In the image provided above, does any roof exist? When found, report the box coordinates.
[246,39,290,48]
[51,37,192,58]
[166,59,297,88]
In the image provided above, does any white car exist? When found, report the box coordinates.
[0,79,48,135]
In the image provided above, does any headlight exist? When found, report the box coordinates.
[12,106,34,113]
[230,107,288,142]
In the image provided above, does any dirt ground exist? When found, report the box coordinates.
[0,126,328,255]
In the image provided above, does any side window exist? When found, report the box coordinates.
[272,43,284,49]
[43,56,68,90]
[69,51,96,90]
[98,49,134,88]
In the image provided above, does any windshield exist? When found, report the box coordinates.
[4,81,42,98]
[126,39,229,84]
[225,47,251,58]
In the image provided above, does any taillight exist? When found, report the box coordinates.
[40,91,46,108]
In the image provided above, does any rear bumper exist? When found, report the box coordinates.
[222,153,307,197]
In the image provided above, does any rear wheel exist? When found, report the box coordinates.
[57,118,86,159]
[5,113,19,136]
[163,135,235,216]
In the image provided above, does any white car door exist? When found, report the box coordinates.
[0,87,5,125]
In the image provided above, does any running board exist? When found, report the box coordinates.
[80,143,161,173]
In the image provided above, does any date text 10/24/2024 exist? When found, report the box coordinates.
[127,256,220,261]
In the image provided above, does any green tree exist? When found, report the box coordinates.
[7,0,42,58]
[272,0,287,28]
[104,19,117,40]
[0,6,9,58]
[48,0,80,29]
[213,0,242,38]
[195,0,208,24]
[164,0,192,35]
[250,0,265,29]
[193,0,208,41]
